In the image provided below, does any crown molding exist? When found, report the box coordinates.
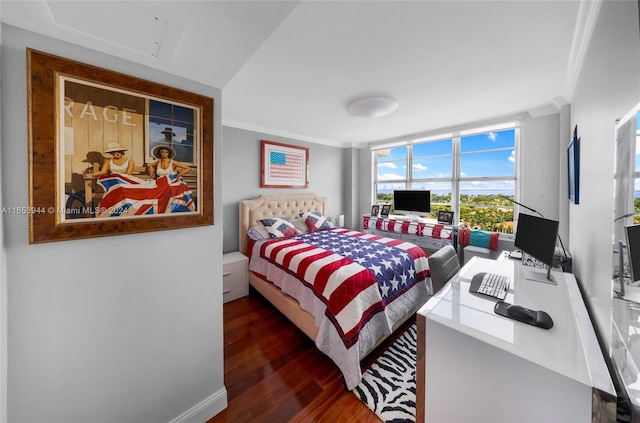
[563,0,603,102]
[222,118,352,148]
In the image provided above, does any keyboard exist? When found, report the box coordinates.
[469,272,510,300]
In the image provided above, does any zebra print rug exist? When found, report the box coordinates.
[353,324,417,423]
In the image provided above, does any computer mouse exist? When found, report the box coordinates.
[506,304,534,320]
[534,311,554,329]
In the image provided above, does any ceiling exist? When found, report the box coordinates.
[1,1,594,147]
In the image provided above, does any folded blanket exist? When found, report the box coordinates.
[459,228,499,251]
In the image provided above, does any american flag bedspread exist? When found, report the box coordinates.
[249,227,430,390]
[96,174,195,217]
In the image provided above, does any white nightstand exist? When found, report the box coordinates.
[222,251,249,303]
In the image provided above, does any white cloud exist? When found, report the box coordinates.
[378,173,405,180]
[508,150,515,163]
[432,172,451,178]
[413,163,428,171]
[378,162,397,169]
[489,132,497,141]
[461,180,515,192]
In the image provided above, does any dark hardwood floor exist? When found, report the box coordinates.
[207,288,414,423]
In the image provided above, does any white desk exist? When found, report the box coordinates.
[416,255,616,423]
[611,294,640,420]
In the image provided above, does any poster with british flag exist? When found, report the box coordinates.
[27,49,214,243]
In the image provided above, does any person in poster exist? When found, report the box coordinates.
[147,146,192,181]
[89,142,135,177]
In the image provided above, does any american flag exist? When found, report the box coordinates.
[268,150,303,181]
[259,227,428,347]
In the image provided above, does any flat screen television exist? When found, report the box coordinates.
[625,224,640,285]
[393,190,431,218]
[514,213,559,284]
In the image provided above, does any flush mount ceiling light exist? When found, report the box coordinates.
[347,96,399,118]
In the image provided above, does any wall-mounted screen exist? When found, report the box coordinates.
[626,224,640,284]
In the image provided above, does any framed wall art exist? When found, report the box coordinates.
[380,204,391,218]
[437,210,454,225]
[568,125,580,204]
[261,140,309,188]
[27,49,214,243]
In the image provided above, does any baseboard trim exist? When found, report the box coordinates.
[168,387,228,423]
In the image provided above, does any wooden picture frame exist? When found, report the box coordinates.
[261,140,309,188]
[27,49,214,243]
[380,204,391,218]
[568,125,580,205]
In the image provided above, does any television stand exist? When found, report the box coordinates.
[388,214,426,223]
[362,215,455,256]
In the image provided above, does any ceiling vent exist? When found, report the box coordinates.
[47,1,167,57]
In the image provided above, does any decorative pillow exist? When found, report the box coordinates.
[291,217,310,234]
[259,217,302,238]
[247,224,271,241]
[300,211,332,233]
[459,228,499,251]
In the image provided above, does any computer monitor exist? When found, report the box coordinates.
[393,190,430,218]
[625,224,640,285]
[514,213,559,284]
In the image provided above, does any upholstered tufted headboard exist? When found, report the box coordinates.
[239,193,327,255]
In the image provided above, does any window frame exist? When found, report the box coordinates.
[372,121,520,233]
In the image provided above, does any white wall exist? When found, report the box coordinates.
[357,147,373,230]
[569,0,640,345]
[519,113,562,219]
[2,25,226,423]
[221,126,345,253]
[342,147,360,230]
[0,7,6,423]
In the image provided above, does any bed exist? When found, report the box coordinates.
[239,193,431,390]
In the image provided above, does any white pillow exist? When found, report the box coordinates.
[247,224,270,241]
[259,217,302,238]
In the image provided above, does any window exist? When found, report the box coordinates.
[634,114,640,224]
[148,100,196,164]
[373,124,518,233]
[374,146,408,206]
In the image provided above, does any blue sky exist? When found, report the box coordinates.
[377,129,515,195]
[635,115,640,195]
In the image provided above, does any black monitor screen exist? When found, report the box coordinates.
[393,190,431,214]
[514,213,559,267]
[626,224,640,283]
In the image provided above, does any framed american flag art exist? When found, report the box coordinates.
[261,140,309,188]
